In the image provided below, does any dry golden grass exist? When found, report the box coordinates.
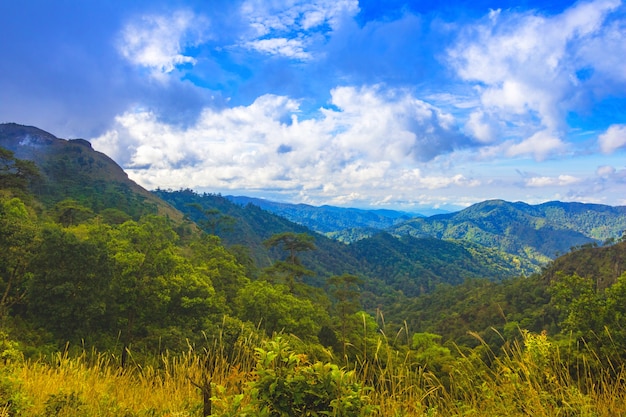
[3,329,626,416]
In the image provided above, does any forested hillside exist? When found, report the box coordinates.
[155,189,539,300]
[2,122,626,415]
[226,195,416,234]
[0,122,181,221]
[392,199,626,265]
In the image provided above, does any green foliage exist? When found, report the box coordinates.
[411,332,454,373]
[0,147,40,193]
[392,199,626,267]
[187,202,237,235]
[28,224,112,344]
[188,234,249,308]
[40,392,85,416]
[264,232,316,265]
[51,199,95,227]
[235,281,328,340]
[247,337,373,417]
[327,274,362,356]
[0,196,38,320]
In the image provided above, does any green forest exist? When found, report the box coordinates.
[2,123,626,416]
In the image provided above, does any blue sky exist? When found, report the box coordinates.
[1,0,625,211]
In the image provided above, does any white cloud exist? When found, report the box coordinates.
[465,110,498,144]
[505,130,568,161]
[91,85,473,200]
[118,10,207,79]
[243,37,311,60]
[599,124,626,153]
[525,175,581,187]
[448,0,621,144]
[239,0,359,59]
[596,165,616,177]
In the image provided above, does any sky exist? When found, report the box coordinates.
[1,0,625,211]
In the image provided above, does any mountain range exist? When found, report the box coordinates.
[2,122,626,300]
[227,192,626,267]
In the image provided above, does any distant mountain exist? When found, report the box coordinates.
[0,123,182,220]
[226,195,419,239]
[391,199,626,265]
[157,190,540,299]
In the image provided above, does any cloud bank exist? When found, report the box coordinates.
[2,0,625,208]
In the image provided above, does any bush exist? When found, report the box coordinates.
[246,337,374,417]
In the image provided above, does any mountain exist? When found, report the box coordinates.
[225,196,626,268]
[156,190,539,300]
[226,195,418,238]
[6,122,622,301]
[0,123,182,221]
[391,199,626,266]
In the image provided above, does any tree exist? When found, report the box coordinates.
[263,232,316,292]
[548,272,604,338]
[327,274,362,356]
[187,203,236,235]
[187,234,249,310]
[0,197,38,321]
[107,215,226,357]
[235,280,328,340]
[263,232,316,265]
[0,147,39,192]
[52,199,95,227]
[108,215,181,365]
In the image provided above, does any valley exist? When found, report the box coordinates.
[2,122,626,416]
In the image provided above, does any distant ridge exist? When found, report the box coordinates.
[226,195,420,237]
[391,199,626,265]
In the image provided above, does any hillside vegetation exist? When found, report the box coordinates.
[2,123,626,416]
[392,199,626,265]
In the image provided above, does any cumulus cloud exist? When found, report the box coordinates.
[448,0,622,151]
[239,0,359,59]
[91,85,473,201]
[118,10,208,79]
[525,174,581,187]
[505,130,568,161]
[599,124,626,154]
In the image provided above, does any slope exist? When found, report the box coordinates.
[0,123,182,221]
[157,190,537,303]
[226,195,417,236]
[392,199,626,265]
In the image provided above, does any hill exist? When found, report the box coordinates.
[226,195,418,238]
[156,189,539,300]
[0,122,182,221]
[542,240,626,290]
[391,199,626,265]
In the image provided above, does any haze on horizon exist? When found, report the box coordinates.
[1,0,625,211]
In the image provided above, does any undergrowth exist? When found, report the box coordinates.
[1,328,625,416]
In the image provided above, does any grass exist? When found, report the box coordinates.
[2,328,626,416]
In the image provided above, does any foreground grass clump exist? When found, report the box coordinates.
[2,330,626,416]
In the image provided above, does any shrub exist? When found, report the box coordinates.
[247,337,374,417]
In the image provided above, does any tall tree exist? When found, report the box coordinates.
[0,197,38,322]
[327,274,362,357]
[187,203,236,235]
[263,232,316,265]
[0,147,39,192]
[108,215,180,365]
[263,232,316,292]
